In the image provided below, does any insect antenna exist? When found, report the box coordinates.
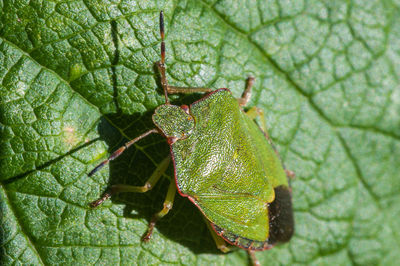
[88,129,159,176]
[158,11,169,104]
[160,11,165,65]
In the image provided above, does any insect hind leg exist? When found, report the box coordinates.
[205,219,231,253]
[248,250,261,266]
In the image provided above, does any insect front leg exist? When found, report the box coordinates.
[90,155,171,207]
[142,177,177,241]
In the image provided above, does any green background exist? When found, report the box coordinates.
[1,0,399,265]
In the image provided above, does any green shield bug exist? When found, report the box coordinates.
[89,11,294,266]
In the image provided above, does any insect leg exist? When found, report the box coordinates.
[246,107,296,177]
[142,176,177,241]
[285,169,295,179]
[205,219,261,266]
[157,11,212,97]
[90,155,171,207]
[248,250,261,266]
[88,129,159,177]
[156,55,212,94]
[238,76,268,136]
[205,220,231,253]
[245,106,267,136]
[167,86,212,94]
[238,76,255,106]
[246,108,296,181]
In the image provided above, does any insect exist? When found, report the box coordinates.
[89,11,294,266]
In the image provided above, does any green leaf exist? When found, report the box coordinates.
[1,0,399,265]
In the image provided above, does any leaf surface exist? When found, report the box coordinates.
[1,0,400,265]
